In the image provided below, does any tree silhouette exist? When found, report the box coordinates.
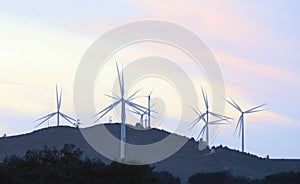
[0,144,180,184]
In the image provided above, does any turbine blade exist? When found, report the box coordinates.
[127,108,140,115]
[58,88,62,110]
[246,109,264,113]
[234,115,243,136]
[110,91,121,99]
[210,122,228,125]
[104,94,120,101]
[245,103,267,113]
[209,119,229,125]
[189,117,202,130]
[201,87,208,110]
[150,109,158,114]
[116,63,124,97]
[191,107,207,123]
[191,106,202,117]
[149,82,158,96]
[128,95,143,101]
[224,97,241,112]
[94,105,115,123]
[229,97,242,112]
[94,100,121,117]
[127,89,141,101]
[126,101,147,112]
[60,112,76,122]
[122,65,125,97]
[60,113,77,126]
[208,112,233,122]
[56,85,59,110]
[35,113,56,128]
[150,114,156,119]
[35,112,57,122]
[197,125,207,141]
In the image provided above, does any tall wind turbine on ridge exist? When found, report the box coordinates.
[225,97,266,152]
[94,63,147,159]
[35,85,78,128]
[190,107,228,142]
[190,87,232,146]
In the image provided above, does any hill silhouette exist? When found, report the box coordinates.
[0,124,300,183]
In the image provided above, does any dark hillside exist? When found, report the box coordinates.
[0,124,299,183]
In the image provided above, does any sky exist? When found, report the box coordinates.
[1,1,300,158]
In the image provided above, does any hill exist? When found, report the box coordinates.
[0,124,299,183]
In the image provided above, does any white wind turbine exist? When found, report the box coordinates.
[190,87,232,146]
[142,89,155,128]
[35,85,77,128]
[94,63,147,159]
[225,97,266,152]
[130,86,156,128]
[128,103,156,128]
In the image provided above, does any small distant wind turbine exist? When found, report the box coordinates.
[142,89,156,128]
[190,87,231,146]
[129,87,157,129]
[129,103,156,128]
[147,94,151,128]
[35,85,77,128]
[129,109,146,127]
[225,97,266,152]
[94,63,147,159]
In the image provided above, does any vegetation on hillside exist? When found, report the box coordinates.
[188,171,300,184]
[0,144,299,184]
[0,144,180,184]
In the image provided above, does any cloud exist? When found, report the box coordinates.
[256,110,295,125]
[216,52,299,81]
[127,1,275,46]
[0,75,20,85]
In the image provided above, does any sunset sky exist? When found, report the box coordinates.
[1,1,300,158]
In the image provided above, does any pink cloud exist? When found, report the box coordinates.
[215,52,299,81]
[126,1,275,48]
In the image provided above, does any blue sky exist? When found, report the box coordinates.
[0,1,300,158]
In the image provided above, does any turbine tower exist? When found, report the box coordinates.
[225,97,266,152]
[144,90,155,128]
[94,63,147,159]
[147,95,151,128]
[35,85,77,128]
[190,87,231,146]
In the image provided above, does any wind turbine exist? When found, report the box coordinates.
[143,90,155,128]
[35,85,77,128]
[129,109,146,127]
[190,107,230,144]
[94,63,147,159]
[147,95,151,128]
[190,87,231,146]
[129,103,156,128]
[225,97,266,152]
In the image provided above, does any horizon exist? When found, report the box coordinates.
[1,1,300,159]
